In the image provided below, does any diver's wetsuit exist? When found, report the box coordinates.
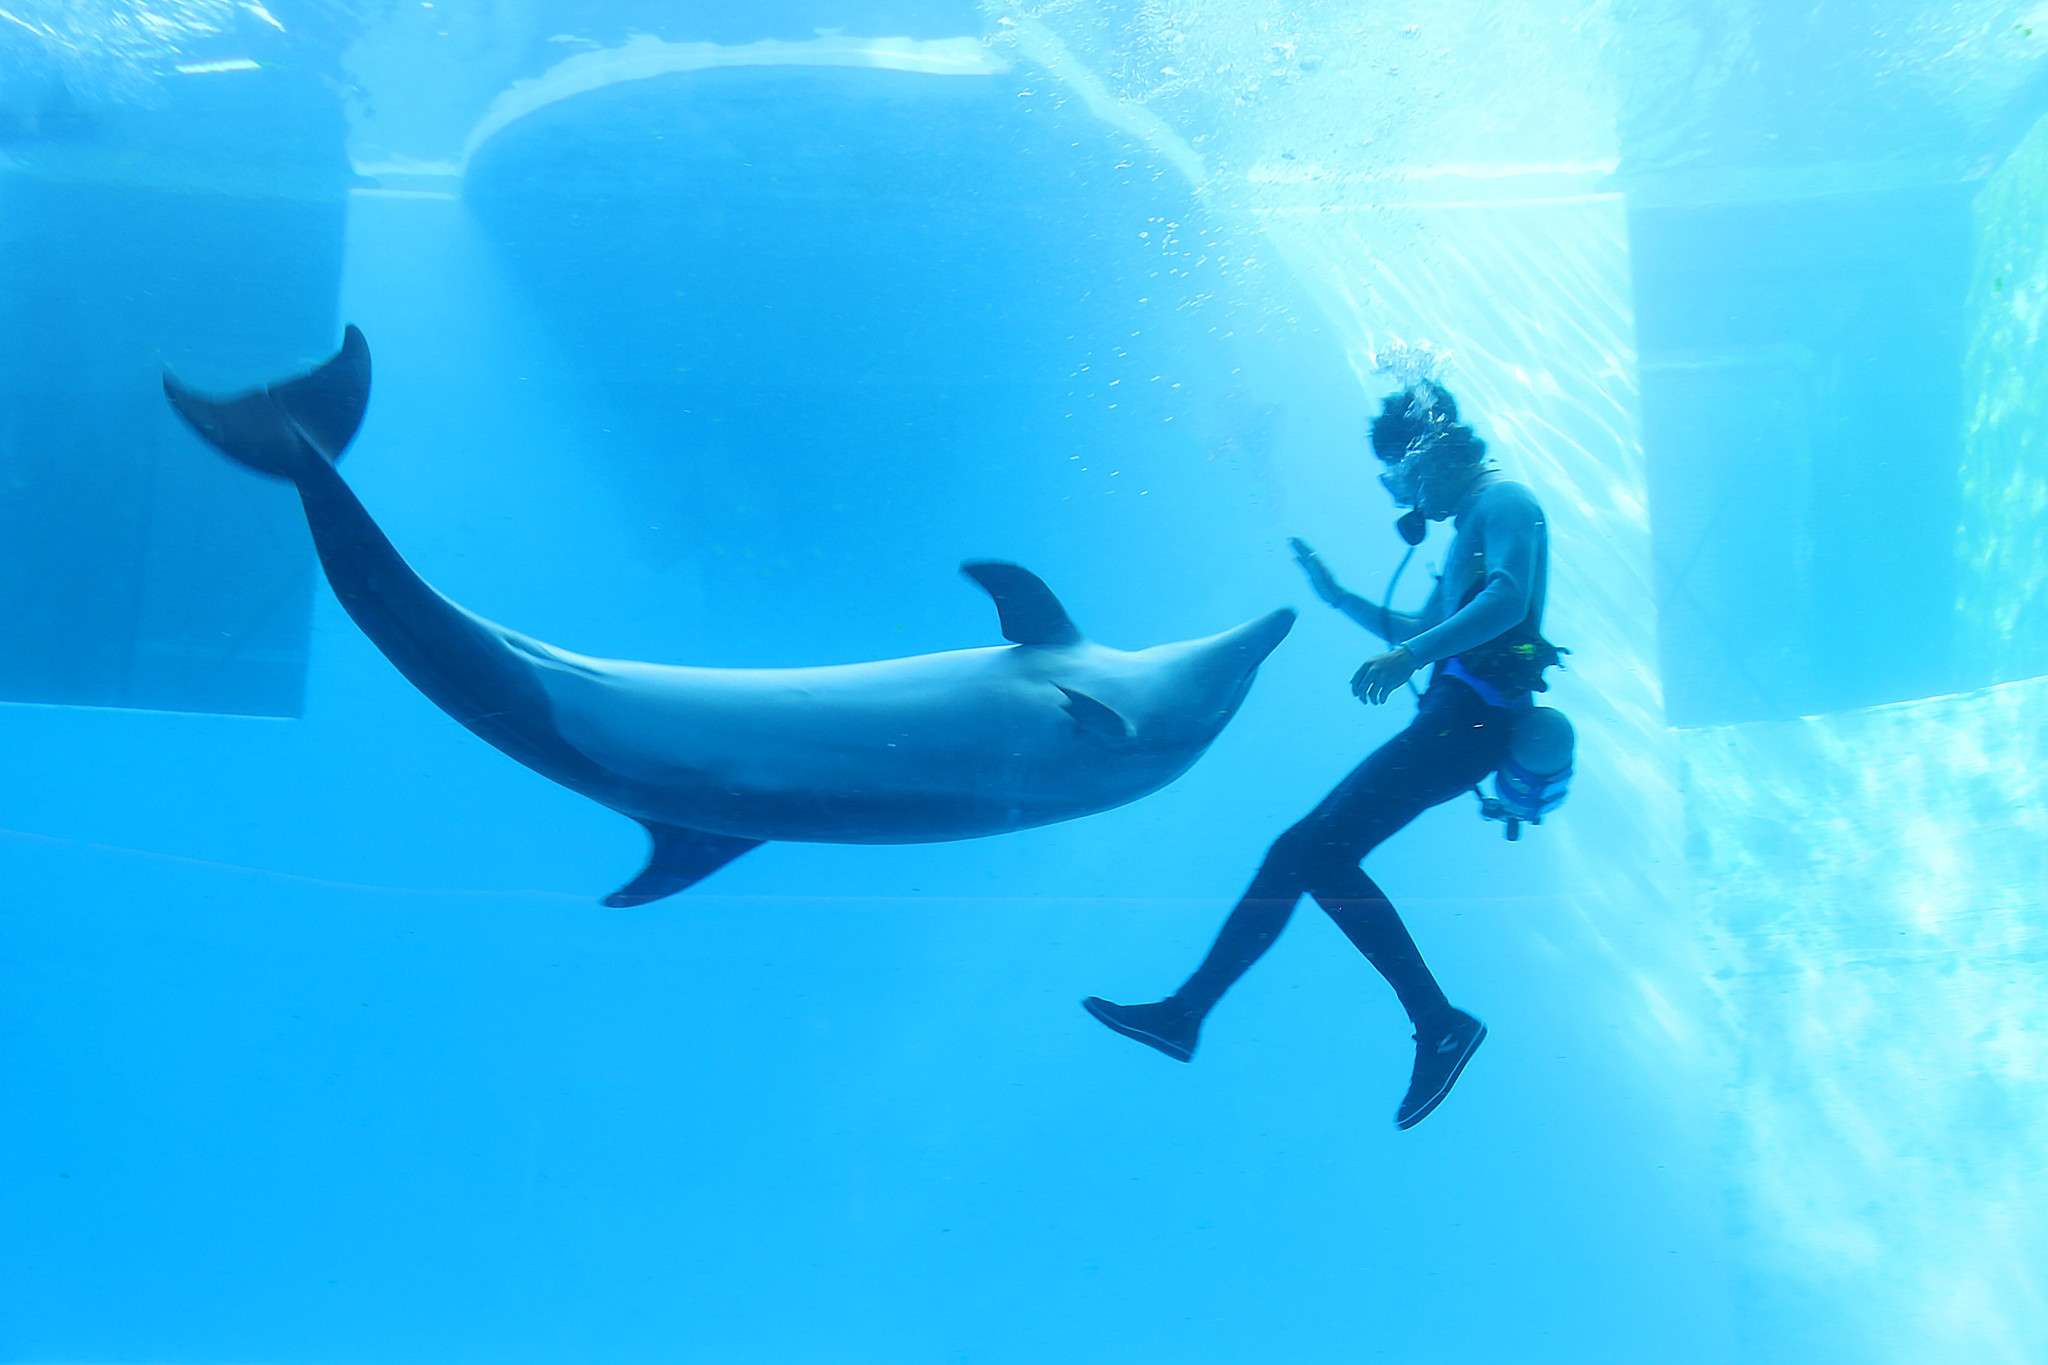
[1176,473,1549,1027]
[1177,677,1510,1021]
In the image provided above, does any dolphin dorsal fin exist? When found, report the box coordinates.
[961,561,1083,648]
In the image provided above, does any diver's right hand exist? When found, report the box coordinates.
[1290,537,1346,607]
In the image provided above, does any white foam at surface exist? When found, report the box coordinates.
[461,33,1012,169]
[0,0,241,105]
[986,16,1206,189]
[173,56,257,74]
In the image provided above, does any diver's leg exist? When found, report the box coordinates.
[1083,680,1509,1064]
[1173,858,1307,1014]
[1185,700,1462,1022]
[1296,681,1510,1125]
[1081,854,1303,1062]
[1167,690,1506,1015]
[1302,682,1512,1023]
[1081,744,1379,1060]
[1312,858,1486,1126]
[1313,865,1452,1024]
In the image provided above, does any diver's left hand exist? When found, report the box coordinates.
[1351,647,1418,705]
[1289,537,1347,607]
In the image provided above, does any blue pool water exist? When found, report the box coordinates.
[2,3,2045,1362]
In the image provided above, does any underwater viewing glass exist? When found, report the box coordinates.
[5,3,2048,1365]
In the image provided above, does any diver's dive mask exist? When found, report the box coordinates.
[1379,428,1446,545]
[1378,441,1429,507]
[1376,379,1452,503]
[1379,451,1429,545]
[1371,370,1463,545]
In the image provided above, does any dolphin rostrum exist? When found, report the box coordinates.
[164,328,1295,903]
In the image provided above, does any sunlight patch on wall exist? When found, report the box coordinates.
[996,0,1694,1161]
[461,32,1009,169]
[1684,681,2048,1364]
[1248,193,1692,1077]
[1961,108,2048,683]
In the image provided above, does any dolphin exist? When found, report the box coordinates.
[164,328,1295,903]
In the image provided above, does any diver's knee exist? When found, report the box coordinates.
[1261,821,1317,869]
[1262,822,1356,880]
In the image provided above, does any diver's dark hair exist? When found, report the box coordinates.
[1370,382,1470,464]
[1433,423,1487,468]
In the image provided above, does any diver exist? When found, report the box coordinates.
[1083,377,1558,1129]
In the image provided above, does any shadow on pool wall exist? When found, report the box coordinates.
[329,52,1358,910]
[459,62,1286,668]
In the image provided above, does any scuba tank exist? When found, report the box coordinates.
[1478,705,1574,840]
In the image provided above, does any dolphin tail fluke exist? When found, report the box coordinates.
[605,821,764,906]
[271,324,371,460]
[163,324,371,481]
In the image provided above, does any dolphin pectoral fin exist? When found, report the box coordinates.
[604,821,764,906]
[961,561,1083,647]
[1056,685,1134,742]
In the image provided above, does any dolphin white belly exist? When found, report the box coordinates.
[164,327,1295,901]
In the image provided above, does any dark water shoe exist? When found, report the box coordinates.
[1396,1009,1486,1129]
[1081,996,1200,1062]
